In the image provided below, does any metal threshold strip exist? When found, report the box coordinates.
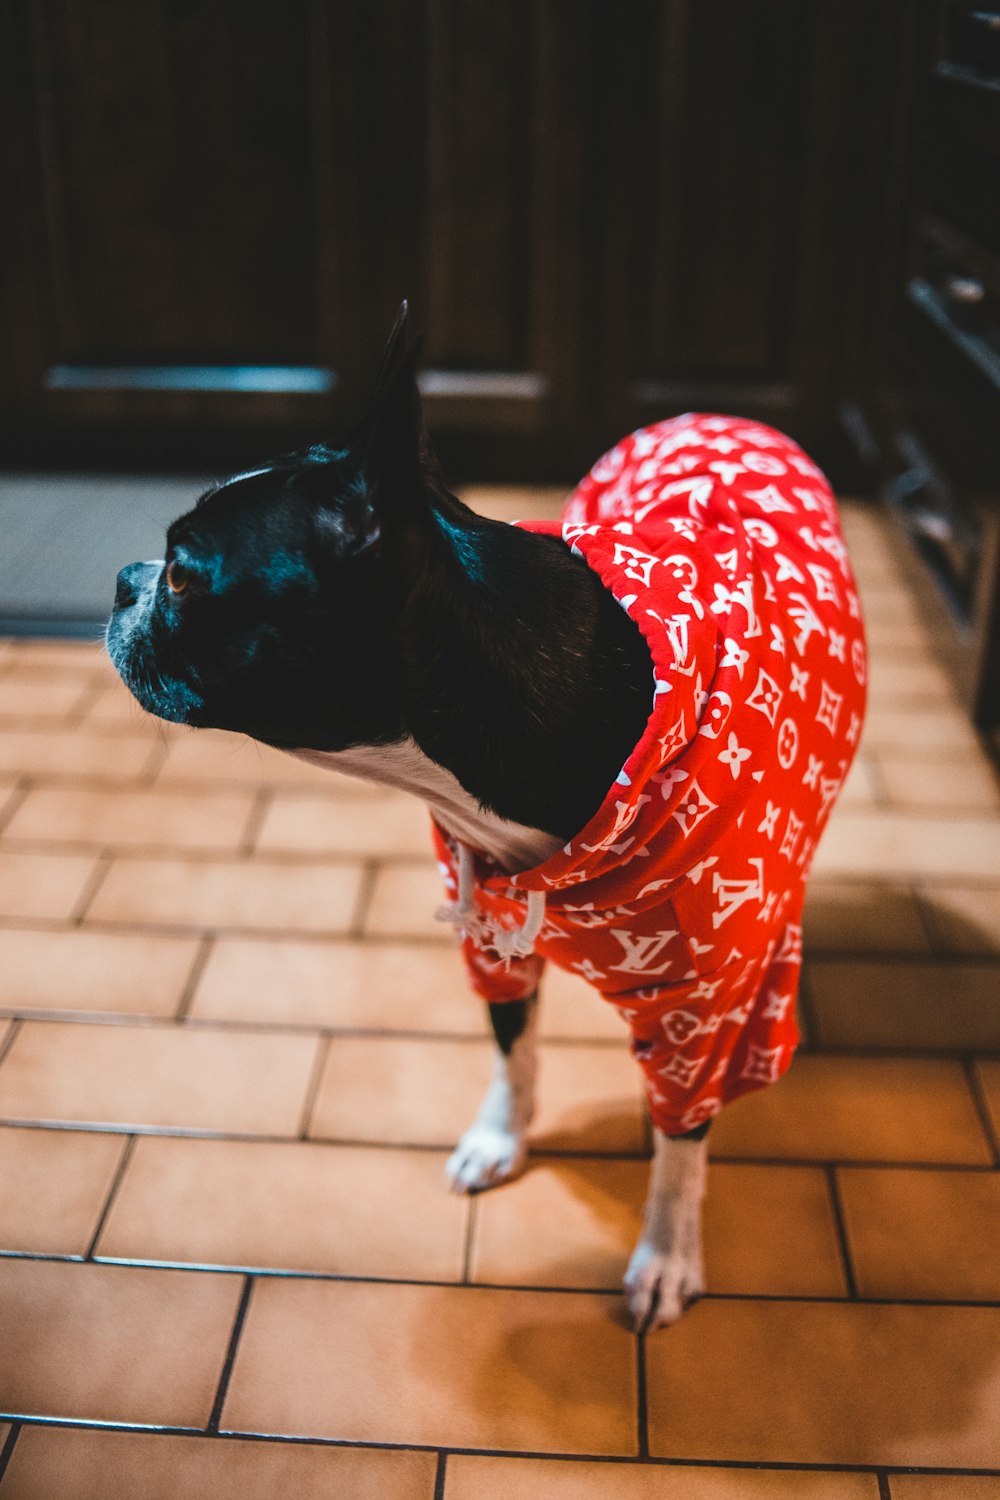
[45,366,337,394]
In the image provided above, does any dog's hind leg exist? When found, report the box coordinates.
[446,993,538,1193]
[624,1124,709,1329]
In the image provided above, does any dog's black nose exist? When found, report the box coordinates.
[114,563,144,611]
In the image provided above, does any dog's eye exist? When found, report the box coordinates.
[165,561,190,596]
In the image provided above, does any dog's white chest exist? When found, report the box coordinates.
[287,738,563,874]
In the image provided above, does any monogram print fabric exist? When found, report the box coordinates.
[434,413,867,1135]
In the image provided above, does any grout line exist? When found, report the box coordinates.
[66,675,109,728]
[84,1135,138,1260]
[825,1165,858,1300]
[863,751,894,811]
[297,1035,332,1140]
[0,1422,20,1482]
[16,1247,1000,1308]
[2,1412,999,1475]
[433,1450,448,1500]
[208,1275,254,1434]
[461,1197,478,1285]
[348,861,380,940]
[963,1059,1000,1168]
[238,787,273,856]
[635,1331,649,1460]
[877,1474,892,1500]
[175,936,216,1023]
[795,967,820,1048]
[0,1020,22,1070]
[69,851,114,925]
[7,896,1000,959]
[1,1116,999,1174]
[910,882,945,957]
[138,736,172,785]
[1,997,997,1064]
[0,782,30,837]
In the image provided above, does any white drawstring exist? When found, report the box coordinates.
[435,839,547,964]
[492,887,547,961]
[435,840,476,926]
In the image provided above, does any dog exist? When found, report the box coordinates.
[107,305,866,1330]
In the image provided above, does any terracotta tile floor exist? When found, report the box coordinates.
[0,494,999,1497]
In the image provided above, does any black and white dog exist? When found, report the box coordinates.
[108,308,860,1328]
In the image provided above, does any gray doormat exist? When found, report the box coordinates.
[0,473,212,635]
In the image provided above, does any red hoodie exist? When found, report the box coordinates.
[434,413,867,1135]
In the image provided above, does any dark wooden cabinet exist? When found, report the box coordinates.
[2,0,939,479]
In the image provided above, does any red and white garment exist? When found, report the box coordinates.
[433,414,867,1136]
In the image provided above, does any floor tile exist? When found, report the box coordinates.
[529,1044,648,1153]
[0,730,159,781]
[0,928,199,1017]
[0,1428,437,1500]
[703,1162,848,1296]
[808,961,1000,1050]
[709,1056,991,1164]
[190,935,485,1032]
[470,1159,845,1297]
[0,1258,242,1426]
[461,485,566,522]
[645,1299,1000,1466]
[308,1036,646,1152]
[82,680,167,729]
[85,855,364,933]
[861,617,934,652]
[0,1126,126,1254]
[814,812,1000,880]
[308,1034,491,1144]
[538,965,630,1041]
[4,640,110,672]
[255,791,434,856]
[0,670,94,723]
[877,753,1000,811]
[857,586,925,628]
[444,1455,879,1500]
[0,850,99,920]
[803,884,930,954]
[866,655,956,703]
[860,707,984,757]
[919,886,1000,956]
[837,1166,1000,1300]
[0,1022,319,1136]
[364,862,452,939]
[97,1136,467,1280]
[837,755,880,807]
[2,786,256,851]
[469,1156,646,1289]
[889,1477,1000,1499]
[154,731,336,787]
[223,1279,637,1452]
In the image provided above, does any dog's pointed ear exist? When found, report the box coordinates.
[356,302,443,512]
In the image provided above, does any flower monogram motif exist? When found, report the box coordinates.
[757,800,781,838]
[776,716,799,769]
[718,732,752,780]
[746,666,783,725]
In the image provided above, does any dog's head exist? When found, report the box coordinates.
[107,306,448,750]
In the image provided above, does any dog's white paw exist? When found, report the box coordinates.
[624,1239,705,1330]
[446,1123,527,1193]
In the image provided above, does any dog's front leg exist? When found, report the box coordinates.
[447,994,537,1193]
[624,1126,708,1329]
